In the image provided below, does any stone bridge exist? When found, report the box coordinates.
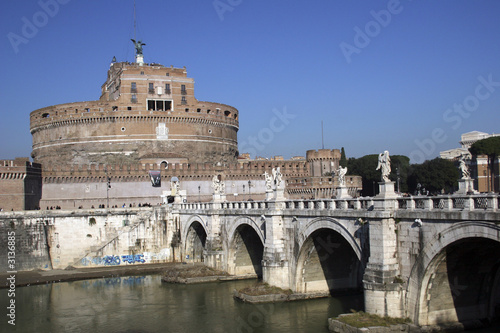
[174,191,500,327]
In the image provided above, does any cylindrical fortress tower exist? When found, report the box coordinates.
[30,62,239,167]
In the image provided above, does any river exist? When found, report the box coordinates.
[1,275,363,333]
[2,275,499,333]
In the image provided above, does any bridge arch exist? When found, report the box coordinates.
[226,216,265,278]
[183,215,209,262]
[407,221,500,326]
[295,217,363,295]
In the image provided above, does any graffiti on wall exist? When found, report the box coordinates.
[80,249,169,267]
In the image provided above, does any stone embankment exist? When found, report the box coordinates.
[161,264,257,284]
[233,282,330,303]
[328,313,487,333]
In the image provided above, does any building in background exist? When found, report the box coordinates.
[0,158,42,211]
[30,60,239,167]
[11,46,361,210]
[440,131,499,193]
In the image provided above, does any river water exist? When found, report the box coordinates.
[1,275,364,333]
[3,275,499,333]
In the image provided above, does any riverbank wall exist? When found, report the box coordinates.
[0,215,52,271]
[0,207,173,270]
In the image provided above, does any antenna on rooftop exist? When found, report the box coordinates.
[321,120,324,149]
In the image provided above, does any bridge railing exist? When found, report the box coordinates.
[396,194,498,211]
[176,194,498,213]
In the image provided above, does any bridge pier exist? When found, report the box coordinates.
[364,182,404,317]
[262,196,291,289]
[363,215,404,317]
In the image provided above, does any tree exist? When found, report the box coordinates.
[340,147,347,168]
[347,155,380,196]
[407,158,459,194]
[389,155,410,194]
[469,136,500,192]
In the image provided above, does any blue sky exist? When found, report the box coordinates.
[1,0,499,163]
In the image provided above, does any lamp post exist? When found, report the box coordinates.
[248,180,252,200]
[396,167,400,194]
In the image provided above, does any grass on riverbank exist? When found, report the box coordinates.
[336,311,410,328]
[238,282,293,296]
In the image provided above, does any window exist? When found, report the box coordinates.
[156,100,164,111]
[181,96,187,105]
[140,71,144,75]
[147,99,172,111]
[165,84,171,94]
[148,100,155,110]
[131,82,137,93]
[185,108,189,112]
[148,83,154,94]
[127,106,132,110]
[181,84,186,94]
[131,94,137,103]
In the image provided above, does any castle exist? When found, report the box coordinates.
[2,42,362,210]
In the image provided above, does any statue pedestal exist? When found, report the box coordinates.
[135,54,144,65]
[336,186,351,199]
[376,181,397,198]
[456,178,477,195]
[265,190,274,201]
[274,187,285,201]
[374,182,398,210]
[212,193,226,202]
[174,190,186,203]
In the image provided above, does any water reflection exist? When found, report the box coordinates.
[1,275,363,333]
